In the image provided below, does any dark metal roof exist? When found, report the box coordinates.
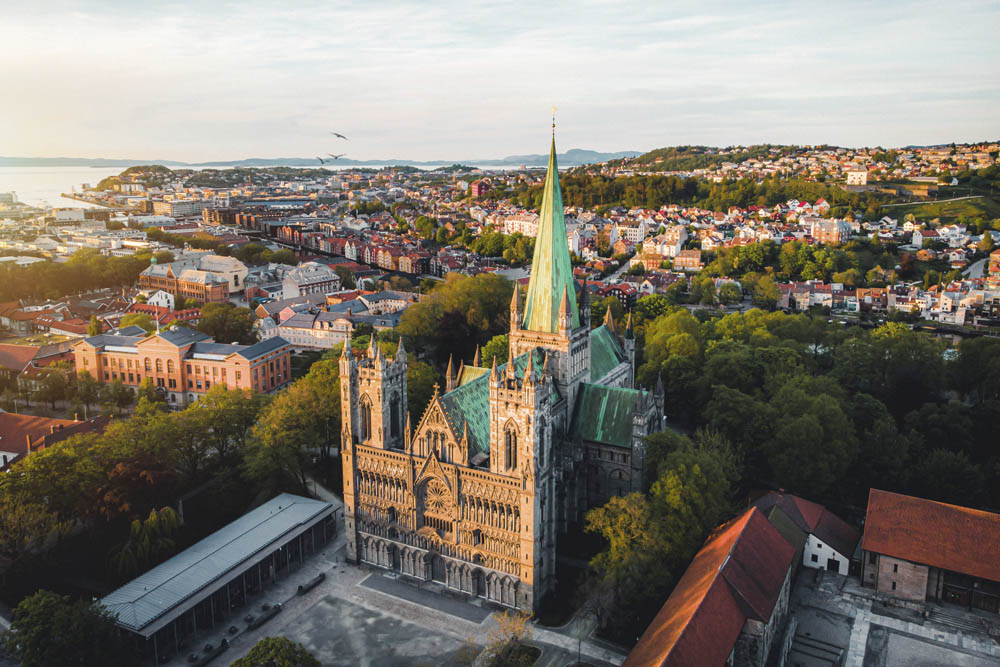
[101,493,332,636]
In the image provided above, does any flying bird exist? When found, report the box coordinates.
[329,132,349,140]
[316,156,326,164]
[327,153,346,159]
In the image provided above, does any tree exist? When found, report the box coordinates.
[196,303,257,344]
[32,362,73,409]
[87,315,101,337]
[108,507,181,580]
[231,637,321,667]
[717,282,742,305]
[980,232,995,253]
[586,433,736,641]
[136,378,165,404]
[752,274,780,309]
[480,334,509,368]
[74,371,101,416]
[0,497,66,576]
[100,379,134,415]
[5,590,137,667]
[334,264,356,288]
[119,313,156,333]
[406,358,440,421]
[479,610,534,667]
[763,377,857,495]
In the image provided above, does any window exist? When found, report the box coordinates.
[869,552,876,565]
[156,359,163,372]
[144,358,151,371]
[389,393,400,439]
[811,554,819,563]
[504,426,517,470]
[891,581,896,591]
[102,357,109,367]
[167,360,174,373]
[893,563,898,573]
[359,397,372,441]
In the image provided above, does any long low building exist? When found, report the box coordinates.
[101,493,335,664]
[861,489,1000,614]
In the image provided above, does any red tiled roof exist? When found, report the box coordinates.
[752,491,859,559]
[0,344,40,372]
[862,489,1000,583]
[0,413,109,468]
[624,508,795,667]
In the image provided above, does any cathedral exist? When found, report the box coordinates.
[339,135,664,611]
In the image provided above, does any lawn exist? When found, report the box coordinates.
[1,333,77,346]
[886,195,1000,224]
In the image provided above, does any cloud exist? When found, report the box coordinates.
[1,0,997,160]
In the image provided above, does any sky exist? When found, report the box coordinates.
[2,0,998,162]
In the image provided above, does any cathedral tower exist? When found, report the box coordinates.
[340,339,407,564]
[509,136,591,412]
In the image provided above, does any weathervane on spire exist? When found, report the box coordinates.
[551,105,557,135]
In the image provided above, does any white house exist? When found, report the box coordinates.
[752,491,859,577]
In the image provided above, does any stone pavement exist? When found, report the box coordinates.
[793,569,1000,667]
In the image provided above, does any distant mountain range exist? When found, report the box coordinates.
[0,148,641,170]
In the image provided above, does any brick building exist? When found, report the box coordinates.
[73,328,292,408]
[861,489,1000,614]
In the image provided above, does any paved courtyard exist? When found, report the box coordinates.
[786,568,1000,667]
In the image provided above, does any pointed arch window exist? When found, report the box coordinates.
[504,426,517,471]
[360,396,372,442]
[389,393,400,439]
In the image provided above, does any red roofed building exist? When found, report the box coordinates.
[0,413,110,471]
[624,507,796,667]
[861,489,1000,613]
[752,491,859,576]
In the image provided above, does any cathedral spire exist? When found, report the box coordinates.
[489,355,498,383]
[603,303,616,334]
[521,132,579,333]
[473,345,481,367]
[625,311,634,339]
[445,355,456,392]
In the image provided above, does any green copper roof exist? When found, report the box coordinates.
[571,383,643,448]
[439,350,550,457]
[458,365,489,386]
[522,137,579,333]
[589,325,625,382]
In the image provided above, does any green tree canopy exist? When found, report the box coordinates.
[230,636,321,667]
[6,590,137,667]
[197,303,257,345]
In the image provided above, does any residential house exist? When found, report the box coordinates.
[752,491,859,576]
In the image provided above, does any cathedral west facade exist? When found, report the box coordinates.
[339,136,664,611]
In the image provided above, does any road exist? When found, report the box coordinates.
[964,257,986,279]
[882,195,983,208]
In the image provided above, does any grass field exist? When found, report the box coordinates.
[0,333,76,346]
[886,196,1000,223]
